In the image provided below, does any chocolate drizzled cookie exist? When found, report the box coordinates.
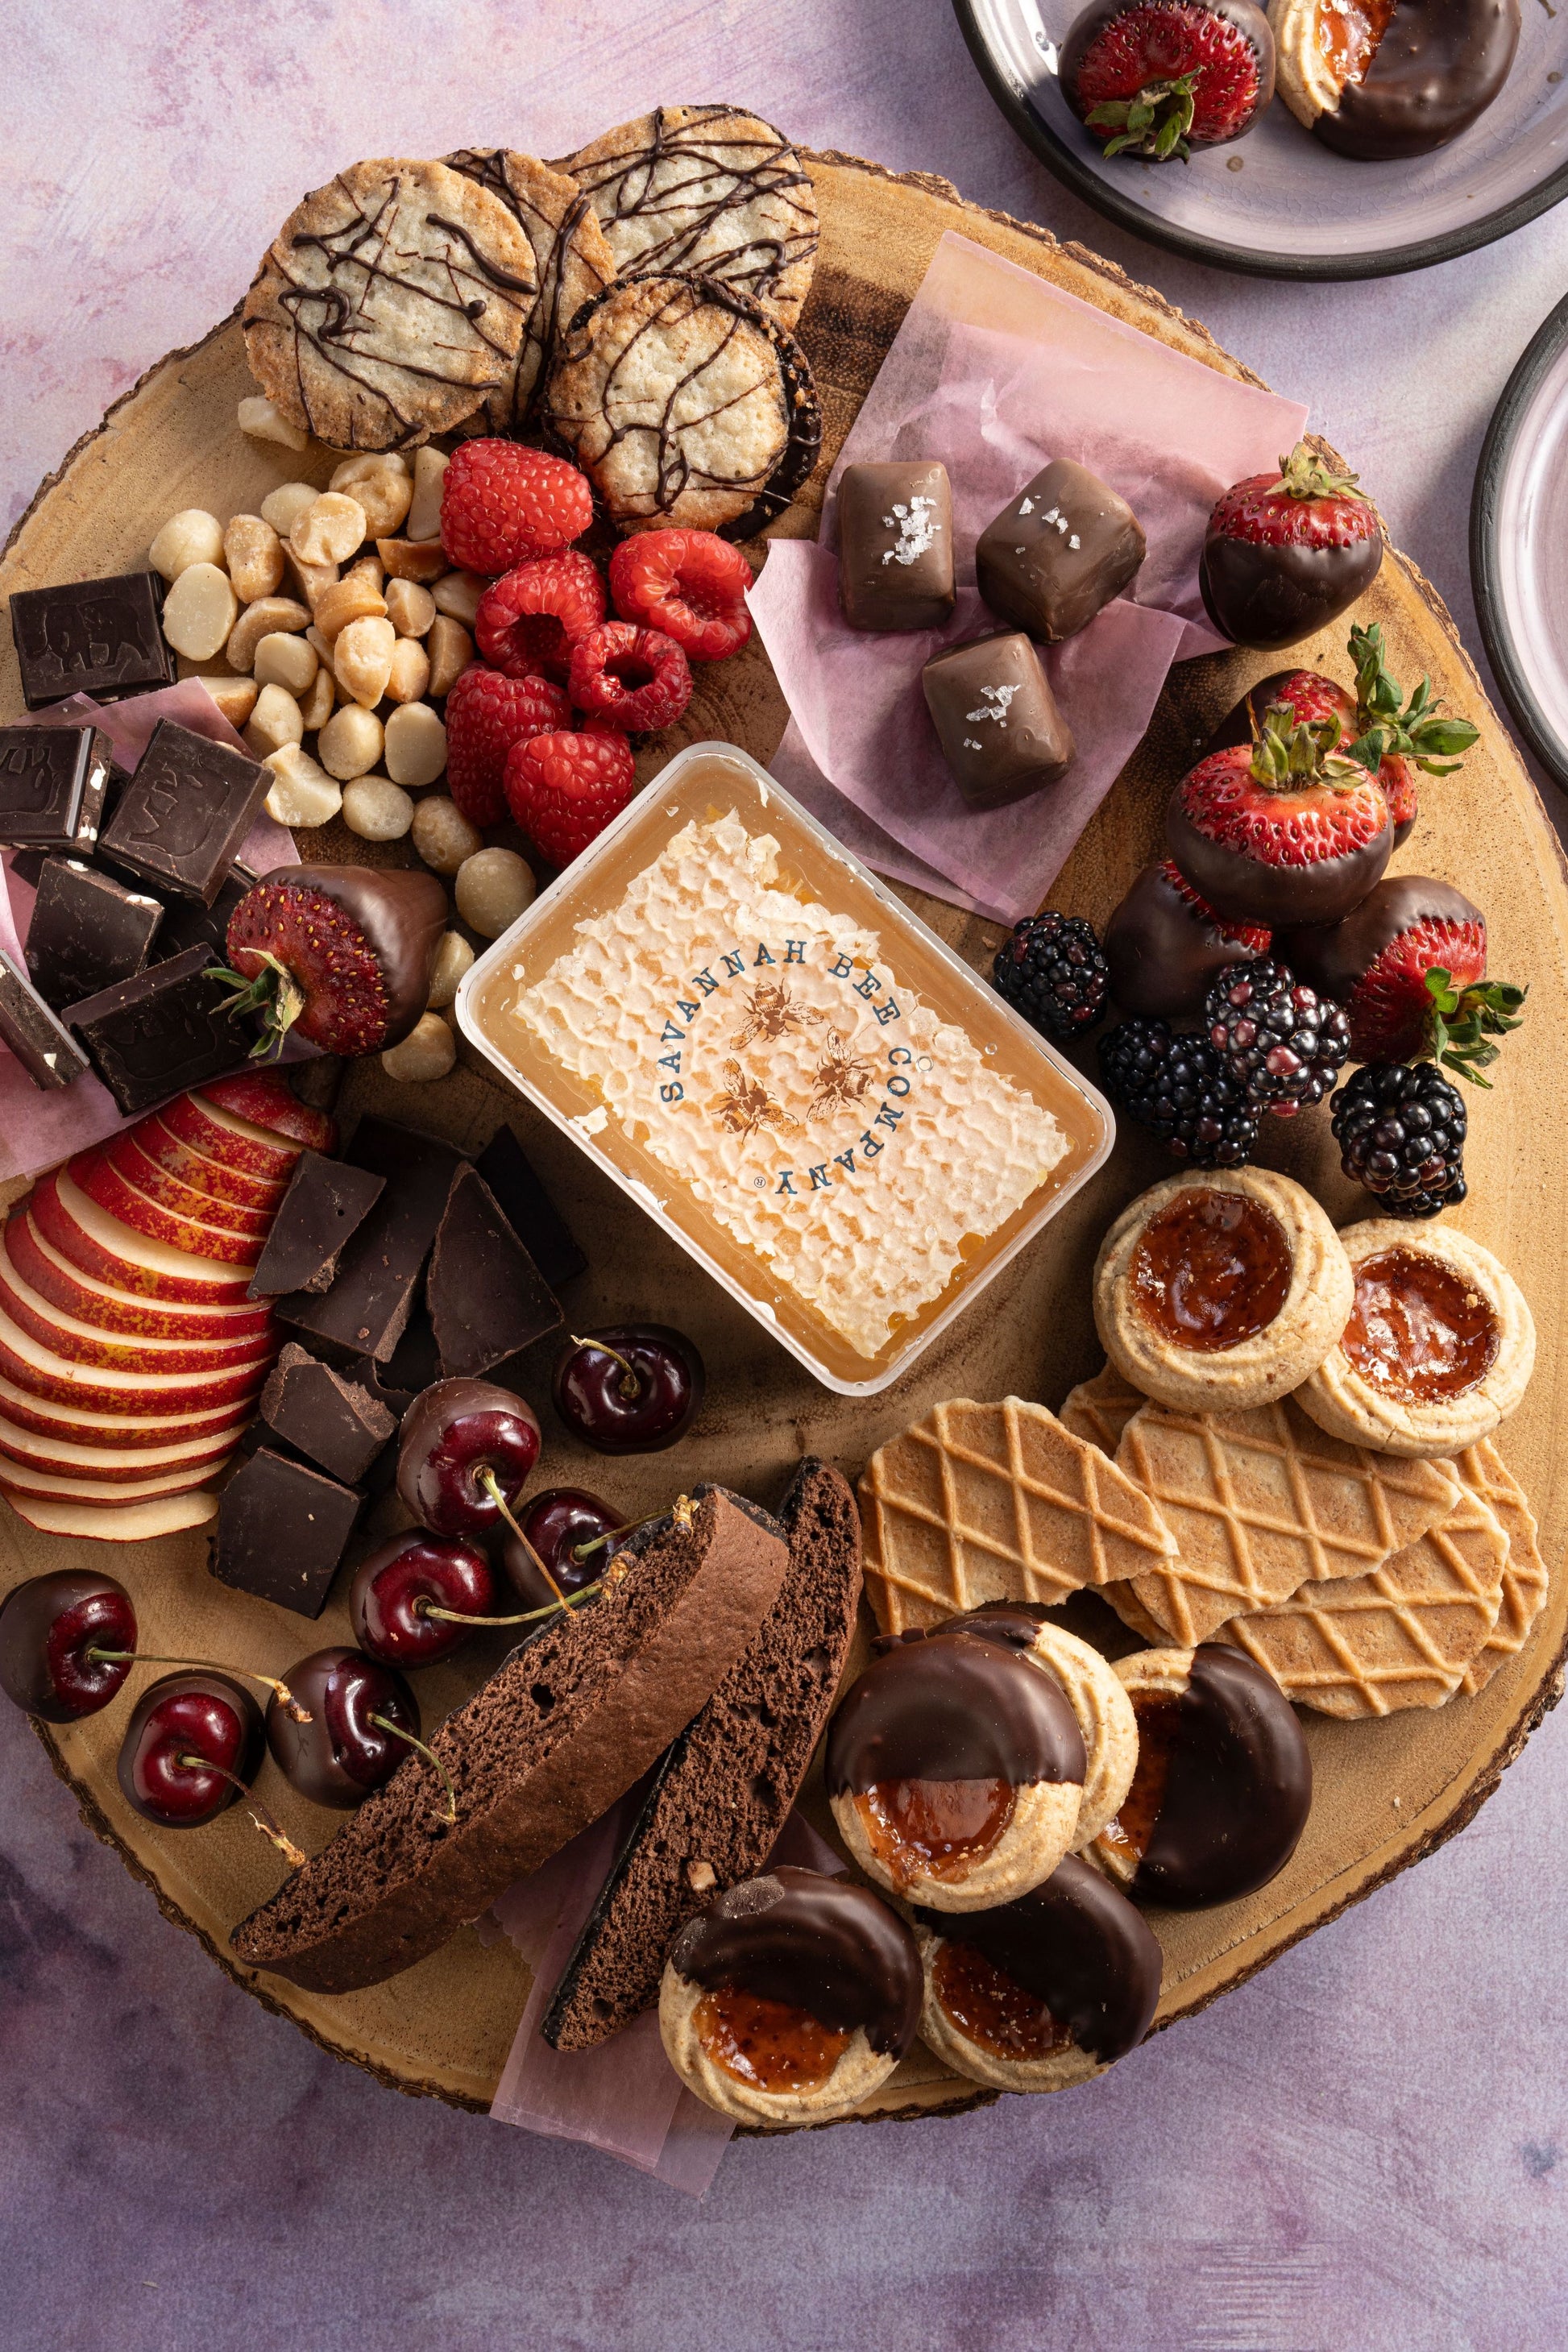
[444,148,616,433]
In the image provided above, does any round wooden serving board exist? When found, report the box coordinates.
[2,152,1565,2126]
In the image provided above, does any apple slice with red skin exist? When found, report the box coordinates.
[34,1170,257,1305]
[130,1115,288,1212]
[70,1154,262,1269]
[0,1297,270,1414]
[0,1236,278,1376]
[6,1210,274,1342]
[1,1487,219,1540]
[199,1072,335,1151]
[0,1415,240,1483]
[103,1135,275,1240]
[0,1454,227,1501]
[0,1363,251,1450]
[158,1094,304,1184]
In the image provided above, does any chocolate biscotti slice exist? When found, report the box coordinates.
[541,1458,862,2051]
[230,1486,788,1995]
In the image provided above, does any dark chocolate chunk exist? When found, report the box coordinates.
[475,1124,585,1289]
[98,720,269,906]
[150,865,257,961]
[382,1296,441,1395]
[1120,1645,1312,1907]
[0,949,91,1090]
[1105,859,1271,1020]
[340,1354,420,1421]
[669,1867,923,2059]
[428,1164,562,1379]
[7,570,175,711]
[922,632,1076,811]
[209,1445,363,1619]
[247,1151,388,1301]
[825,1631,1087,1792]
[0,724,114,852]
[25,857,164,1010]
[259,1342,397,1486]
[836,460,956,633]
[976,458,1145,644]
[274,1119,464,1363]
[64,944,251,1115]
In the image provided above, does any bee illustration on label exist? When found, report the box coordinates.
[730,981,826,1048]
[707,1060,801,1140]
[806,1031,877,1120]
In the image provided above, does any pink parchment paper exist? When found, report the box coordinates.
[747,231,1309,926]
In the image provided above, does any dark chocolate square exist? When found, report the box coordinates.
[25,857,164,1010]
[274,1119,465,1362]
[258,1343,396,1486]
[0,949,90,1090]
[7,570,175,711]
[975,458,1146,645]
[0,724,114,852]
[429,1164,562,1378]
[247,1151,387,1300]
[475,1124,586,1291]
[209,1446,363,1618]
[64,944,253,1116]
[98,721,269,906]
[837,461,956,633]
[150,865,256,962]
[922,632,1076,811]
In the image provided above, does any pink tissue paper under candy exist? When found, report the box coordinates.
[746,230,1309,927]
[489,1802,844,2196]
[0,680,297,1179]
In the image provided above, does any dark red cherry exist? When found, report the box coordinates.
[0,1570,138,1723]
[267,1648,419,1809]
[551,1325,703,1454]
[349,1533,498,1670]
[396,1376,542,1540]
[504,1488,621,1607]
[115,1672,263,1828]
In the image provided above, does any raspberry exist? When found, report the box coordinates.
[568,622,692,732]
[608,529,754,662]
[504,729,637,867]
[475,553,608,686]
[444,664,571,828]
[440,441,594,576]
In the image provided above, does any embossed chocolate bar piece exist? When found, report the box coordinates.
[0,950,91,1090]
[976,459,1146,645]
[7,571,176,711]
[837,461,956,633]
[922,632,1076,811]
[98,720,270,906]
[149,865,258,961]
[25,857,164,1010]
[64,944,251,1115]
[0,724,114,851]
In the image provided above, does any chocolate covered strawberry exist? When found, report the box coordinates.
[1062,0,1276,160]
[1200,442,1383,651]
[1167,701,1392,927]
[1282,877,1524,1082]
[216,866,449,1059]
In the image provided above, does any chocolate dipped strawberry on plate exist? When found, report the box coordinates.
[215,866,448,1058]
[1283,875,1525,1078]
[1061,0,1276,160]
[1200,442,1383,651]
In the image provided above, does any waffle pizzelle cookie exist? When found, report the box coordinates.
[1215,1483,1509,1717]
[860,1396,1178,1635]
[444,148,616,431]
[1058,1363,1146,1458]
[1114,1396,1462,1646]
[1454,1441,1549,1697]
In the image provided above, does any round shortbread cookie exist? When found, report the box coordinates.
[1023,1624,1140,1850]
[545,272,822,536]
[1089,1649,1193,1891]
[243,158,537,451]
[659,1967,897,2126]
[832,1775,1082,1915]
[444,148,616,433]
[558,104,819,329]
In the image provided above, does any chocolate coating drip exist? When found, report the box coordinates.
[1280,875,1483,1003]
[1105,861,1271,1019]
[1318,0,1520,161]
[669,1866,922,2057]
[1134,1647,1312,1906]
[1200,530,1384,653]
[917,1854,1161,2063]
[825,1631,1087,1793]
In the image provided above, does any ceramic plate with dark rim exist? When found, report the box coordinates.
[953,0,1568,280]
[1471,291,1568,796]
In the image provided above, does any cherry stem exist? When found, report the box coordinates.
[572,1491,695,1562]
[88,1649,310,1724]
[369,1714,457,1825]
[476,1468,565,1605]
[415,1583,601,1630]
[570,1331,641,1403]
[174,1756,306,1867]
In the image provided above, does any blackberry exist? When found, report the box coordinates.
[1098,1018,1259,1168]
[1330,1061,1467,1217]
[1204,957,1350,1116]
[992,912,1108,1040]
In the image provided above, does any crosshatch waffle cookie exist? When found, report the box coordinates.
[1454,1441,1549,1697]
[1214,1483,1510,1717]
[444,147,617,431]
[1058,1363,1146,1458]
[1112,1396,1461,1647]
[860,1396,1178,1635]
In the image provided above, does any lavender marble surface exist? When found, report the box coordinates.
[2,6,1565,2344]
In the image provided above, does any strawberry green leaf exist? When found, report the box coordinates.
[1422,968,1527,1086]
[1276,442,1363,503]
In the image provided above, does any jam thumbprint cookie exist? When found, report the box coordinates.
[659,1868,921,2126]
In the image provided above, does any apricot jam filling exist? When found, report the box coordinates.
[856,1775,1016,1887]
[695,1985,852,2093]
[932,1939,1072,2064]
[1315,0,1398,86]
[1130,1187,1292,1354]
[1340,1247,1498,1403]
[1095,1691,1180,1869]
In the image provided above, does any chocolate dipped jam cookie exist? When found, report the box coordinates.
[1090,1645,1311,1905]
[1296,1219,1534,1458]
[913,1856,1161,2094]
[544,273,821,536]
[243,159,537,451]
[659,1867,920,2126]
[1104,860,1271,1020]
[1094,1168,1354,1414]
[444,149,616,432]
[826,1631,1088,1912]
[1271,0,1519,161]
[558,106,819,330]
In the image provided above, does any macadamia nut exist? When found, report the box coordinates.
[425,616,472,697]
[342,774,415,842]
[317,704,385,782]
[432,570,486,627]
[252,632,319,696]
[161,562,239,660]
[239,395,309,453]
[411,795,481,875]
[334,615,396,707]
[313,574,388,646]
[384,701,447,788]
[193,674,259,728]
[385,579,436,637]
[291,492,368,568]
[378,538,447,583]
[330,454,413,537]
[456,847,536,937]
[426,930,475,1009]
[223,513,286,604]
[262,745,342,829]
[380,1010,456,1085]
[260,482,321,538]
[407,446,449,541]
[226,596,311,674]
[150,510,225,583]
[245,682,305,759]
[297,666,335,732]
[281,546,339,611]
[384,637,431,706]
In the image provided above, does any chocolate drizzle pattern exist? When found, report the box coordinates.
[444,149,616,431]
[669,1867,922,2057]
[826,1630,1088,1793]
